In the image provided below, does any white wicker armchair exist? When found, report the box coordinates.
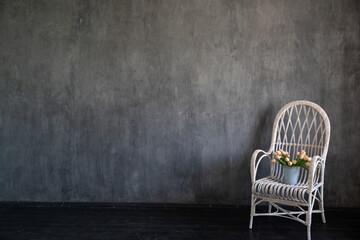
[249,100,330,240]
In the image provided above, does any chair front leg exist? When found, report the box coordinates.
[306,191,315,240]
[249,194,255,229]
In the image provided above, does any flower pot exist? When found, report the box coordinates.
[283,166,300,185]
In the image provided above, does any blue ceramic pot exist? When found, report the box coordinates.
[283,166,300,185]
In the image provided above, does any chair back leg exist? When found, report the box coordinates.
[320,185,326,223]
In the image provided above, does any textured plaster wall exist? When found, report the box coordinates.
[0,0,359,207]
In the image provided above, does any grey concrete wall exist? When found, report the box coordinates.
[0,0,359,207]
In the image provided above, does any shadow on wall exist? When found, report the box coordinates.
[195,104,274,204]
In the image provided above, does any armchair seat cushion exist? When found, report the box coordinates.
[252,177,310,204]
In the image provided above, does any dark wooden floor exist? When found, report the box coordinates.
[0,203,359,240]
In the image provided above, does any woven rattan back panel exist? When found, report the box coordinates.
[270,101,331,182]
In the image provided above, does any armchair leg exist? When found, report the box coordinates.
[249,214,253,230]
[320,185,326,223]
[321,209,326,224]
[307,226,311,240]
[306,195,313,240]
[249,194,255,229]
[306,211,312,240]
[268,203,272,213]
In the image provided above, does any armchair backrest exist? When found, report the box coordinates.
[270,100,331,182]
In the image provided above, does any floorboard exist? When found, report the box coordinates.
[0,204,359,240]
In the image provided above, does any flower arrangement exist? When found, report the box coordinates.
[271,149,311,170]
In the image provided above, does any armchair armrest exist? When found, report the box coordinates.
[307,155,325,190]
[250,149,272,183]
